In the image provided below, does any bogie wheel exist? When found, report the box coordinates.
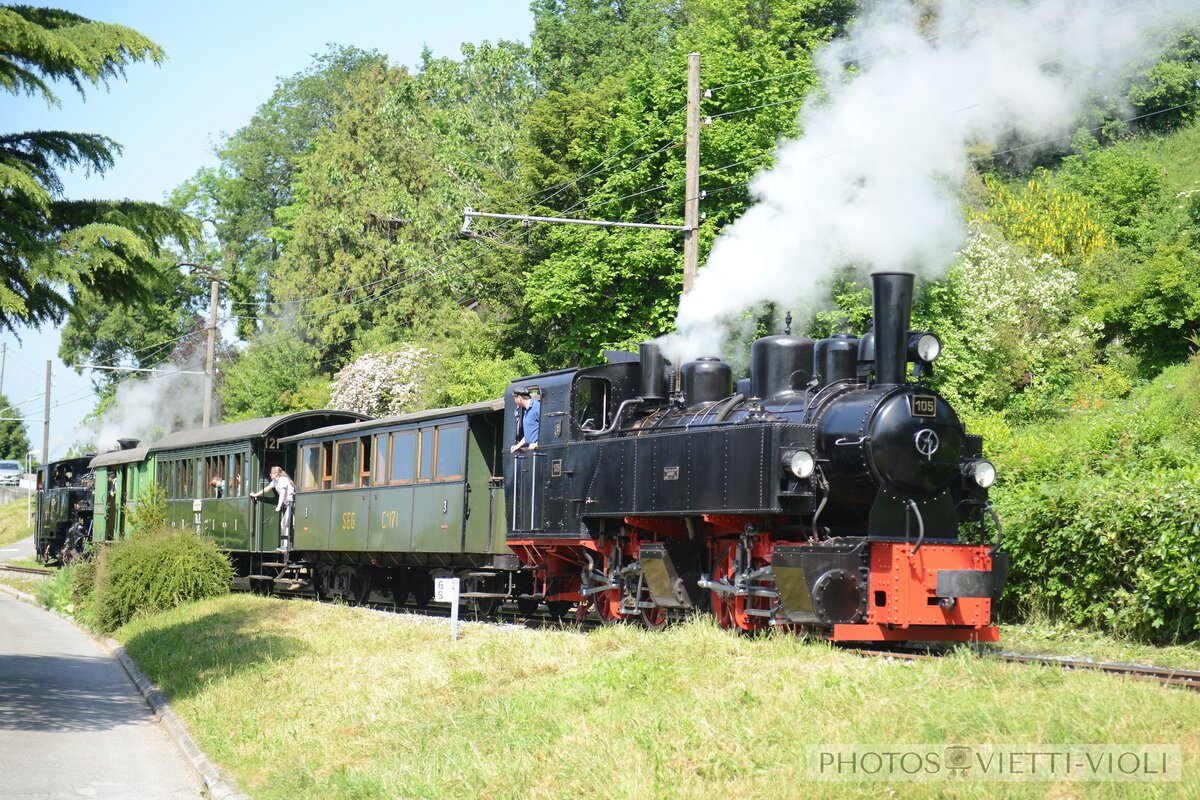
[315,563,335,600]
[389,572,410,606]
[334,564,371,605]
[516,597,540,616]
[593,589,623,625]
[412,573,434,608]
[546,600,573,619]
[472,597,501,618]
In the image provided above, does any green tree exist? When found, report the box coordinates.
[0,393,31,459]
[515,0,852,364]
[58,262,207,385]
[0,4,196,333]
[172,45,387,340]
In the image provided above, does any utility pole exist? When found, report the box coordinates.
[0,341,6,398]
[203,277,219,427]
[42,360,50,469]
[683,52,702,295]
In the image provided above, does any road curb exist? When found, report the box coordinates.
[0,581,250,800]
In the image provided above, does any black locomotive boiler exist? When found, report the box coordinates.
[506,271,1007,641]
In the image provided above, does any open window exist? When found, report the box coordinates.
[359,436,372,487]
[573,377,611,432]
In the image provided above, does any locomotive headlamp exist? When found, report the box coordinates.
[965,459,997,489]
[785,450,815,479]
[908,332,942,363]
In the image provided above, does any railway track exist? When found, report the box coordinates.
[850,645,1200,692]
[0,564,52,576]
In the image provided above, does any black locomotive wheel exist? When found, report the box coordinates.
[516,597,540,616]
[546,600,573,619]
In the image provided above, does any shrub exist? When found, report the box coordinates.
[92,528,234,633]
[126,482,167,535]
[994,355,1200,642]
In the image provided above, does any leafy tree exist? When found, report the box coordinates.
[0,393,31,459]
[0,4,196,333]
[515,0,853,364]
[217,337,329,421]
[1056,136,1168,245]
[58,262,207,385]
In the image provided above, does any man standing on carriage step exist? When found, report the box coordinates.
[251,466,296,554]
[510,386,540,452]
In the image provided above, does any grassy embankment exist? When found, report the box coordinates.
[0,496,33,549]
[116,594,1200,800]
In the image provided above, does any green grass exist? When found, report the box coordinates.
[116,595,1200,800]
[997,623,1200,671]
[1128,119,1200,196]
[0,496,34,548]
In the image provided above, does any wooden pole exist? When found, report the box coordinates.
[203,278,219,427]
[683,52,702,295]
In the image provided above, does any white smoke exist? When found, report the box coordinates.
[75,366,208,453]
[663,0,1200,363]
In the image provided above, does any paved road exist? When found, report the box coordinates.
[0,534,33,562]
[0,591,204,799]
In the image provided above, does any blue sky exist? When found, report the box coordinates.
[0,0,534,462]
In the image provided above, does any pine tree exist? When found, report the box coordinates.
[0,4,197,333]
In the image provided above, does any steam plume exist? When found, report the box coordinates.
[75,366,208,453]
[664,0,1200,362]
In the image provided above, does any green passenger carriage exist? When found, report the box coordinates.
[277,399,521,609]
[91,444,153,543]
[140,411,365,574]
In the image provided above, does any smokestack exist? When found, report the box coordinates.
[639,342,667,401]
[871,272,913,385]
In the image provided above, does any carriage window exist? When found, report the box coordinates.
[334,440,358,488]
[574,377,610,431]
[300,445,321,490]
[181,461,190,497]
[232,453,244,497]
[321,442,333,488]
[418,428,434,482]
[435,425,466,481]
[359,436,372,487]
[373,434,389,485]
[390,431,416,484]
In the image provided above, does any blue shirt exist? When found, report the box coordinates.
[524,397,540,446]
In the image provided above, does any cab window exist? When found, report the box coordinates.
[574,377,610,431]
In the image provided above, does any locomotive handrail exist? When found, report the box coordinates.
[984,501,1003,555]
[905,499,926,555]
[581,397,645,437]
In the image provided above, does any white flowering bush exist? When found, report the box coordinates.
[329,346,429,417]
[925,227,1101,419]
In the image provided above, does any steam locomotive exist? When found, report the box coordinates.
[504,270,1005,640]
[71,270,1004,643]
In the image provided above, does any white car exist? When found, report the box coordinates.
[0,460,22,486]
